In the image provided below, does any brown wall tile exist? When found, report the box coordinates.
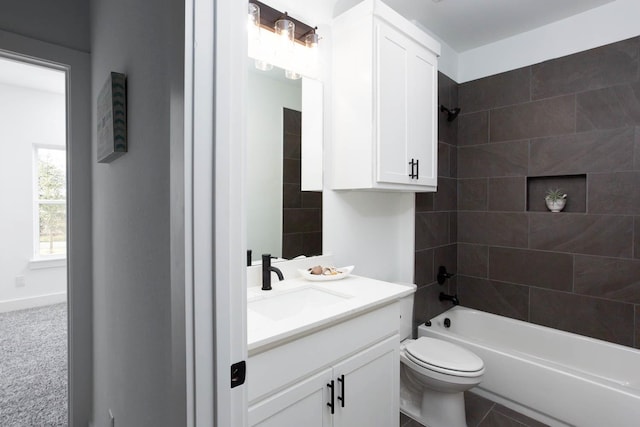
[301,232,322,257]
[636,217,640,259]
[458,111,489,146]
[531,37,639,100]
[415,212,450,250]
[282,158,300,184]
[588,172,640,215]
[489,247,572,291]
[283,183,301,208]
[415,192,434,212]
[435,244,457,281]
[301,191,322,208]
[459,67,531,113]
[458,212,528,247]
[458,179,487,211]
[283,132,300,159]
[457,276,529,321]
[283,107,301,135]
[529,213,633,258]
[488,177,526,212]
[529,128,635,176]
[635,127,640,170]
[439,73,459,146]
[438,142,451,178]
[458,141,529,178]
[449,212,458,243]
[434,177,457,211]
[530,288,635,346]
[574,255,640,303]
[282,209,321,233]
[413,283,453,335]
[576,82,640,131]
[490,95,576,142]
[458,244,488,278]
[415,249,434,287]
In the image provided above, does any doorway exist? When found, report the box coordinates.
[0,54,69,425]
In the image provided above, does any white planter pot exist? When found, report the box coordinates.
[545,198,566,213]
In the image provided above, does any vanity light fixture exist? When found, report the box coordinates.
[247,1,319,79]
[248,3,273,71]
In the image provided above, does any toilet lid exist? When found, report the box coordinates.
[405,337,484,373]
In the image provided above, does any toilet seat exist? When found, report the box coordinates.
[404,337,484,377]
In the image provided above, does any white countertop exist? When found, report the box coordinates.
[247,274,414,353]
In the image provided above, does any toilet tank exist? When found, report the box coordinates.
[396,283,417,340]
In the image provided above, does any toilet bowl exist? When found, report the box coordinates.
[397,285,484,427]
[400,337,484,427]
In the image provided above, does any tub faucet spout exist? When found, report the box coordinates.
[439,292,459,306]
[262,254,284,291]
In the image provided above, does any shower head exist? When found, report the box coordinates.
[440,105,461,122]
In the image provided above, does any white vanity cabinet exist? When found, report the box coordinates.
[331,0,440,191]
[248,303,400,427]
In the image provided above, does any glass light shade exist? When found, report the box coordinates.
[247,3,260,36]
[304,32,319,49]
[284,69,301,80]
[275,18,295,48]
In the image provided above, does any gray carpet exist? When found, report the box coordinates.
[0,303,67,426]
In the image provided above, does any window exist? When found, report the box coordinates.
[34,146,66,258]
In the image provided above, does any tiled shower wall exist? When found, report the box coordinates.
[412,73,460,333]
[282,108,323,259]
[454,36,640,348]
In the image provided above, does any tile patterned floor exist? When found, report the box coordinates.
[400,391,549,427]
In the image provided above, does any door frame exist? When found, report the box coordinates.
[187,0,248,425]
[0,31,92,426]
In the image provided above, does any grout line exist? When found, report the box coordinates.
[475,402,496,427]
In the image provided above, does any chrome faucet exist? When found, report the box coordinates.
[262,254,284,291]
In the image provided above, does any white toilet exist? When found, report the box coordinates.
[398,287,484,427]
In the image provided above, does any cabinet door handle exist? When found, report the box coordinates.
[327,380,335,414]
[408,159,416,179]
[415,159,419,180]
[337,374,345,407]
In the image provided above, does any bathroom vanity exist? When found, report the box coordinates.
[246,269,413,426]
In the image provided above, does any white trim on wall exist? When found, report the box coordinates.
[0,292,66,313]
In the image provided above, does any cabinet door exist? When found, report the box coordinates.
[249,368,333,427]
[376,21,411,186]
[375,21,438,188]
[333,336,400,427]
[407,44,437,187]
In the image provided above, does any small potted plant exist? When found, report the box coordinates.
[545,188,567,212]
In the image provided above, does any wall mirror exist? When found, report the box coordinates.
[246,63,323,264]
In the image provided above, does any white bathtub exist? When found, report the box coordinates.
[419,306,640,427]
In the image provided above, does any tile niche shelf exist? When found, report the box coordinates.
[526,174,587,213]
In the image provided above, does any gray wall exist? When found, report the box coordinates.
[90,0,184,425]
[0,0,90,52]
[414,36,640,349]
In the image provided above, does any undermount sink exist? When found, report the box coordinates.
[248,287,351,321]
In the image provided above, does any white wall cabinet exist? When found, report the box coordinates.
[332,0,440,191]
[248,303,400,427]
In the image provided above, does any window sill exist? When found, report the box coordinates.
[28,257,67,270]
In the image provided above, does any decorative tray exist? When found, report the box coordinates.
[298,265,354,282]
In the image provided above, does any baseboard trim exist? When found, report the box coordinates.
[0,292,67,313]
